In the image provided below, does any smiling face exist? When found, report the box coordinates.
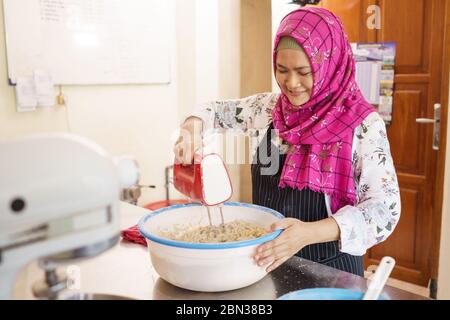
[275,48,313,107]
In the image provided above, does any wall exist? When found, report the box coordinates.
[271,0,300,92]
[178,0,241,119]
[219,0,242,201]
[438,72,450,300]
[178,0,242,201]
[179,0,242,201]
[239,0,273,203]
[0,0,242,206]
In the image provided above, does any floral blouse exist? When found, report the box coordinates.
[190,92,401,256]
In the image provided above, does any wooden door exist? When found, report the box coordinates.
[319,0,448,287]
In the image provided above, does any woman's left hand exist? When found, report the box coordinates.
[253,218,315,272]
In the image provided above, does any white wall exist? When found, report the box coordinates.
[181,0,242,201]
[178,0,240,118]
[218,0,241,103]
[271,0,298,92]
[438,73,450,300]
[0,0,241,206]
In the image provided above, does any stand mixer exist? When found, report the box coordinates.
[0,133,140,299]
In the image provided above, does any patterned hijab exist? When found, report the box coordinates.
[272,7,375,213]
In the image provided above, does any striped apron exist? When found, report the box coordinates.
[251,123,364,276]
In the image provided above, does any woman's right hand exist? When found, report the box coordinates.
[173,117,204,165]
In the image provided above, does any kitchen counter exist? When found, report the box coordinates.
[13,202,427,300]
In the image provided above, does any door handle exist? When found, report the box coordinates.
[416,118,435,124]
[415,103,441,150]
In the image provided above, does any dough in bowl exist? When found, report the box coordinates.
[158,220,269,243]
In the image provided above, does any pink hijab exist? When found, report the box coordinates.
[272,7,375,213]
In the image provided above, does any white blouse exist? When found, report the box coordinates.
[190,92,401,256]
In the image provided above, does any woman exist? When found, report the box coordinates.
[173,7,400,276]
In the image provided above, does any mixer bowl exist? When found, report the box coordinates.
[138,202,284,292]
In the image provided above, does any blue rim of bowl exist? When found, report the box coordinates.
[138,202,284,249]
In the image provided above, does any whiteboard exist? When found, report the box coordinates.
[3,0,171,85]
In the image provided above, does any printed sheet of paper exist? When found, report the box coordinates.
[34,69,55,107]
[15,76,37,112]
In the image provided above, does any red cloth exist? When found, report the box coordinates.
[121,225,147,247]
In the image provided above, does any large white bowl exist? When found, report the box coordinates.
[138,202,284,292]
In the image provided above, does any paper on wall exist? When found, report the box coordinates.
[15,76,37,112]
[34,69,55,107]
